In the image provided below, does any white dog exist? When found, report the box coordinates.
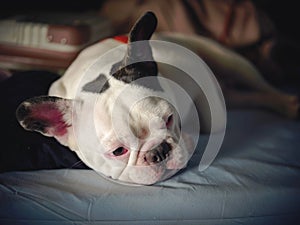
[16,11,298,185]
[16,11,224,185]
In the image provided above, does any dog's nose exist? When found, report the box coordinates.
[145,141,171,164]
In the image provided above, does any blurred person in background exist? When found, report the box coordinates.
[100,0,300,86]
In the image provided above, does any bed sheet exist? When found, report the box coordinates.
[1,110,300,225]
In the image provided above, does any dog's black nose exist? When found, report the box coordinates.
[145,141,171,164]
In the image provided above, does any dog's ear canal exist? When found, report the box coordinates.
[16,96,74,146]
[111,11,159,85]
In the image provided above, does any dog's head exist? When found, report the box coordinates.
[16,12,194,185]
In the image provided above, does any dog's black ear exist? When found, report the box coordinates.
[111,11,159,86]
[128,11,157,43]
[16,96,74,146]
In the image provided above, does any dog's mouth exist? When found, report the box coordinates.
[123,144,184,185]
[118,136,190,185]
[95,133,193,186]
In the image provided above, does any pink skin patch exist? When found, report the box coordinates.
[30,102,69,136]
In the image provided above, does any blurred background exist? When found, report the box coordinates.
[0,0,299,84]
[1,0,299,40]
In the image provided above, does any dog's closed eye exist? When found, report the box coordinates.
[105,147,130,161]
[112,147,129,157]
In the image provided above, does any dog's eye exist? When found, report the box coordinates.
[166,114,173,128]
[112,147,128,156]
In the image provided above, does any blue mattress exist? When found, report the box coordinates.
[1,109,300,225]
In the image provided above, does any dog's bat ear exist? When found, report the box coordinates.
[111,11,160,88]
[128,11,157,43]
[16,96,73,146]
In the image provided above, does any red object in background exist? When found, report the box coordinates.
[113,35,129,44]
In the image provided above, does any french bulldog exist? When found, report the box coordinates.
[16,11,223,185]
[16,10,299,185]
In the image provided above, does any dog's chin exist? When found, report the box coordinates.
[117,152,187,185]
[122,162,180,186]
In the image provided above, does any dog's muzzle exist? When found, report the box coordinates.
[144,141,171,164]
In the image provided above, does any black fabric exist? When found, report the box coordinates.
[0,71,89,172]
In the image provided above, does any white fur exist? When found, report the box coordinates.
[48,38,206,185]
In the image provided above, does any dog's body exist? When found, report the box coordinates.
[16,12,298,185]
[16,12,205,185]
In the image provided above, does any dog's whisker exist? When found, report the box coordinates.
[69,160,85,169]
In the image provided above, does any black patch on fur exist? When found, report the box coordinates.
[111,61,157,83]
[110,11,162,91]
[82,74,110,94]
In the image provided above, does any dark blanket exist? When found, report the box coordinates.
[0,71,89,172]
